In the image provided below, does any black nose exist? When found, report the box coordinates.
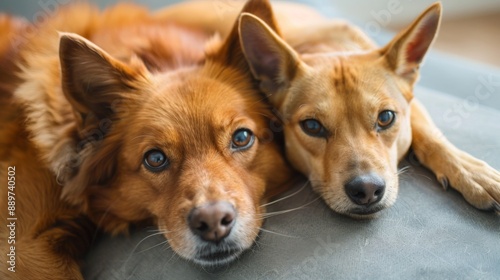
[344,173,385,206]
[188,201,236,243]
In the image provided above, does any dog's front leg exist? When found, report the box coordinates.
[409,100,500,213]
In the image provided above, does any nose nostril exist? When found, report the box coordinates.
[188,201,237,243]
[221,215,233,226]
[351,191,366,199]
[196,222,208,232]
[344,173,386,206]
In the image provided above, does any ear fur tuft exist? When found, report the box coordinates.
[59,33,144,128]
[382,2,442,83]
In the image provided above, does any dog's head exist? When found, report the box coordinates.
[238,4,441,217]
[57,0,291,266]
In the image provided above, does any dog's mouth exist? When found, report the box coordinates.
[193,245,243,267]
[347,204,387,217]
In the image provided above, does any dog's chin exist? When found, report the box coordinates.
[346,210,381,219]
[326,196,390,219]
[192,247,243,267]
[342,194,398,219]
[341,204,388,219]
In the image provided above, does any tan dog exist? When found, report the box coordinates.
[0,1,292,278]
[158,0,500,217]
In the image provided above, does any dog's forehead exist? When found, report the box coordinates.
[329,57,360,94]
[286,54,407,122]
[132,74,263,146]
[307,55,399,99]
[150,73,248,111]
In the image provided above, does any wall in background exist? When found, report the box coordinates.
[1,0,499,67]
[319,0,500,26]
[3,0,500,23]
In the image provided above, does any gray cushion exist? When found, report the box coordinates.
[83,64,500,280]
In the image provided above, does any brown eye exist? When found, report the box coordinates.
[231,129,255,151]
[144,149,169,172]
[377,110,396,130]
[300,119,327,137]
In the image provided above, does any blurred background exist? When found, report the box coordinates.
[1,0,500,67]
[330,0,500,68]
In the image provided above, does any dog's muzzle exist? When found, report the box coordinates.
[188,201,243,266]
[344,172,386,214]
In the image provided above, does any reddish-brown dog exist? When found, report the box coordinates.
[0,1,292,279]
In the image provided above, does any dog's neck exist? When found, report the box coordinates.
[284,20,378,56]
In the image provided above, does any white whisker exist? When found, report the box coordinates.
[123,228,184,269]
[259,228,298,239]
[397,165,412,175]
[260,196,321,218]
[131,231,167,251]
[135,239,170,254]
[260,181,309,208]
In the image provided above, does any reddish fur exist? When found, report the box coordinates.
[0,2,292,278]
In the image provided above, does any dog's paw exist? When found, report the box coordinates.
[434,151,500,213]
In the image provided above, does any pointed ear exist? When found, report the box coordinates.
[59,33,145,128]
[382,2,441,84]
[239,13,300,96]
[209,0,282,71]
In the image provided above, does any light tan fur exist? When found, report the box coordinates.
[161,0,500,216]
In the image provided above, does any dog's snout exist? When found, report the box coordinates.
[344,173,385,206]
[188,201,236,243]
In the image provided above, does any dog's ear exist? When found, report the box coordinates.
[210,0,280,66]
[238,13,300,100]
[59,33,145,129]
[381,3,441,84]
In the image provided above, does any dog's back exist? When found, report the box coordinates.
[0,15,29,161]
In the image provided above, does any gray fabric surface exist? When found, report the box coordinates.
[83,77,500,280]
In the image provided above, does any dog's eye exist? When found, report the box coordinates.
[231,129,255,151]
[143,149,169,172]
[377,110,396,130]
[301,119,327,137]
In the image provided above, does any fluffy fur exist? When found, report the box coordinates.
[0,2,292,279]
